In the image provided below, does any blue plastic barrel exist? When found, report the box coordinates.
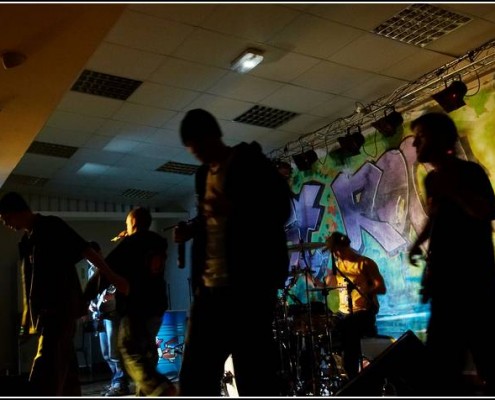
[156,310,188,381]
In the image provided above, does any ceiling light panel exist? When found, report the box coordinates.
[372,4,472,48]
[121,188,158,200]
[233,105,299,129]
[27,141,78,159]
[156,161,199,175]
[7,174,49,187]
[71,69,143,100]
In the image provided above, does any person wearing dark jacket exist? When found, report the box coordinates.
[174,108,292,396]
[0,191,128,396]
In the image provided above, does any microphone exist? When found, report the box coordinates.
[111,230,127,242]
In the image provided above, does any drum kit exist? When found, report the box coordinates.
[220,241,352,397]
[272,241,350,396]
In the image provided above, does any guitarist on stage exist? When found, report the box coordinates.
[86,241,130,396]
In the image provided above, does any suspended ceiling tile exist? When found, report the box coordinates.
[45,110,107,134]
[57,91,124,118]
[308,3,408,30]
[104,9,194,56]
[250,47,320,82]
[129,82,199,111]
[261,85,334,114]
[293,61,376,95]
[149,57,228,92]
[111,103,176,128]
[86,42,166,81]
[425,18,495,56]
[328,33,419,74]
[95,120,158,141]
[172,27,248,69]
[267,13,365,59]
[383,49,455,81]
[128,3,218,25]
[36,126,94,148]
[207,72,284,104]
[200,4,300,43]
[185,93,254,121]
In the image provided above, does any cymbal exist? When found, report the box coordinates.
[287,242,326,252]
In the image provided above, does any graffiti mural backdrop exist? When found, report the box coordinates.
[285,83,495,340]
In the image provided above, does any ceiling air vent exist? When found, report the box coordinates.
[71,69,143,100]
[121,188,158,200]
[372,4,472,48]
[156,161,199,176]
[234,105,298,129]
[27,141,78,159]
[7,174,49,187]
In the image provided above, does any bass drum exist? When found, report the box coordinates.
[221,355,239,397]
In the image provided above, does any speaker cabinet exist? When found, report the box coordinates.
[335,330,428,396]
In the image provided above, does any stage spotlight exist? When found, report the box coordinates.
[371,109,404,137]
[432,80,467,113]
[338,126,365,157]
[292,149,318,171]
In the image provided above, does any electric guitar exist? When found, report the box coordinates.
[91,285,117,321]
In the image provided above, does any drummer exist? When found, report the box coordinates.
[317,232,386,379]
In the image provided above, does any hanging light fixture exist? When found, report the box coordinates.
[432,79,468,113]
[338,125,365,157]
[292,149,318,171]
[230,48,264,74]
[372,107,404,137]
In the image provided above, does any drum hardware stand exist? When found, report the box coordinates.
[282,272,309,395]
[297,241,323,396]
[276,272,307,396]
[310,284,348,396]
[274,289,298,396]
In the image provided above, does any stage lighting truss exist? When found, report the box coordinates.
[267,38,495,164]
